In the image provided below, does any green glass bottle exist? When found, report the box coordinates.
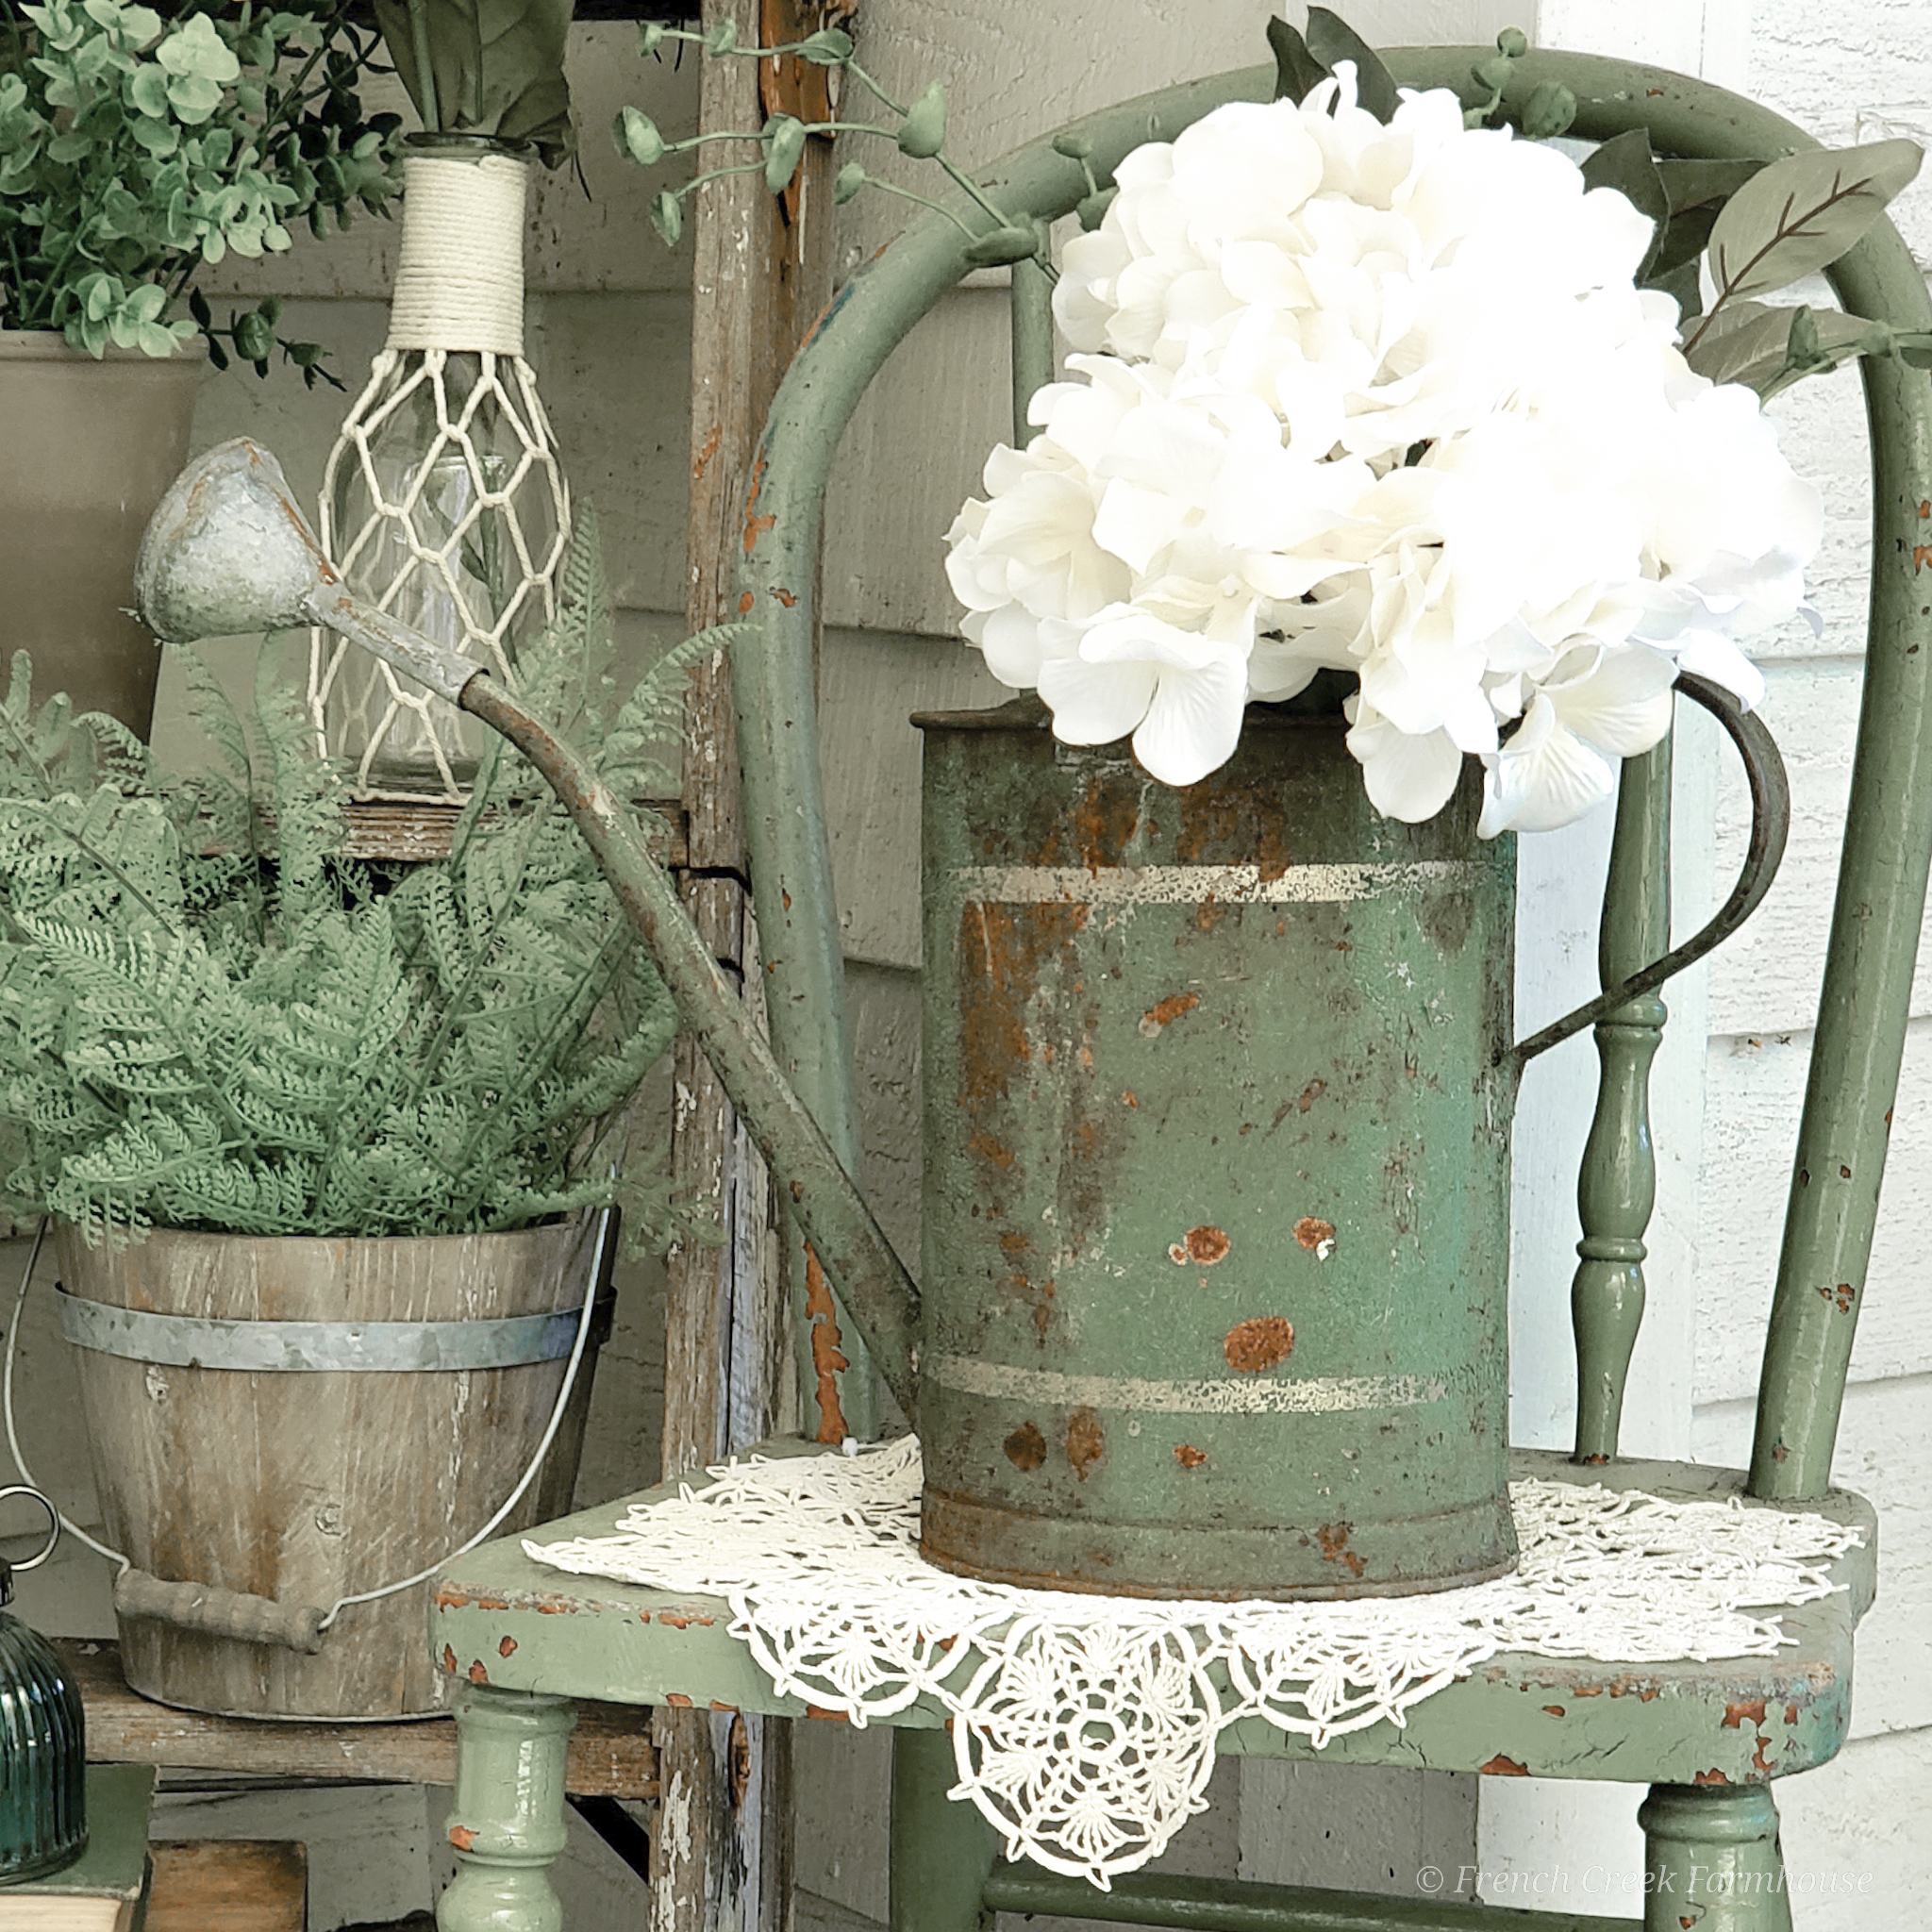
[0,1488,84,1884]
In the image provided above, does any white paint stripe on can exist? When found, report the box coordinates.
[949,860,1482,907]
[925,1352,1448,1415]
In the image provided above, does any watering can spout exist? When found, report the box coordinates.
[135,440,924,1424]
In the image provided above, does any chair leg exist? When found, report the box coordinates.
[437,1682,577,1932]
[891,1726,997,1932]
[1639,1782,1792,1932]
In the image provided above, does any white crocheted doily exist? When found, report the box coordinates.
[528,1439,1860,1886]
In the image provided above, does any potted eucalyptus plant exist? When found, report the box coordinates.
[0,0,398,737]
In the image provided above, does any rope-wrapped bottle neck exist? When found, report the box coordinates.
[386,147,530,358]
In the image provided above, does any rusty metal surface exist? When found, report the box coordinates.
[916,703,1517,1598]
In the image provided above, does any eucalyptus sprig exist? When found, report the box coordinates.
[617,21,1043,270]
[0,0,399,366]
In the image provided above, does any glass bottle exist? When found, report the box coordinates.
[312,135,569,800]
[0,1489,84,1883]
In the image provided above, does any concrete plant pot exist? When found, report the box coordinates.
[0,332,208,741]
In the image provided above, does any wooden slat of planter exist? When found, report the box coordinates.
[147,1841,307,1932]
[58,1641,657,1797]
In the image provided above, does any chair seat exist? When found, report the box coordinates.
[432,1442,1874,1789]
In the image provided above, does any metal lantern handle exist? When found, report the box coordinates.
[0,1487,61,1572]
[1504,672,1790,1070]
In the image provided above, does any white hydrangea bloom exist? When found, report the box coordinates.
[947,71,1822,833]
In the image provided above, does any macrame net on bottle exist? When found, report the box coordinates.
[311,149,570,801]
[530,1436,1864,1887]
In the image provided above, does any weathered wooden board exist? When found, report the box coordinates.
[1692,1019,1932,1402]
[1707,657,1932,1035]
[147,1840,307,1932]
[58,1641,658,1796]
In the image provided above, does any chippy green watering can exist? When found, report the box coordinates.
[137,439,1785,1600]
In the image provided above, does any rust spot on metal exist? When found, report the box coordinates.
[1579,1452,1610,1466]
[791,1179,804,1202]
[1296,1079,1326,1113]
[449,1824,477,1852]
[1752,1733,1775,1774]
[710,1700,737,1711]
[436,1589,474,1610]
[1293,1216,1335,1251]
[476,1595,508,1611]
[1785,1703,1799,1726]
[442,1644,458,1673]
[741,448,772,554]
[969,1131,1016,1169]
[1919,501,1929,517]
[805,1243,851,1445]
[1196,896,1224,931]
[806,1705,851,1722]
[468,1660,489,1684]
[1005,1422,1047,1471]
[1724,1698,1767,1729]
[1224,1317,1294,1373]
[1573,1686,1602,1698]
[770,586,797,607]
[1542,1706,1565,1717]
[1772,1441,1789,1463]
[1183,1225,1231,1265]
[1818,1281,1857,1312]
[738,591,756,615]
[1915,544,1932,573]
[1316,1522,1366,1578]
[1479,1755,1528,1775]
[1174,1444,1208,1470]
[729,1713,752,1807]
[498,1636,517,1657]
[1066,1407,1105,1481]
[666,1692,694,1707]
[1000,1231,1030,1257]
[1693,1768,1729,1786]
[1140,991,1200,1036]
[655,1608,718,1629]
[1122,1090,1139,1108]
[1840,1163,1852,1178]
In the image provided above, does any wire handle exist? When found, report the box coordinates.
[0,1485,60,1572]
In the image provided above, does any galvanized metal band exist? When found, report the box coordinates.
[949,860,1485,907]
[57,1287,586,1373]
[924,1352,1474,1416]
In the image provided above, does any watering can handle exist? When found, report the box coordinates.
[1504,672,1790,1071]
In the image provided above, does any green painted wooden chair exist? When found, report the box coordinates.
[427,47,1931,1932]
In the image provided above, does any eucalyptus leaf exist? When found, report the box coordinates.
[1520,80,1576,141]
[1304,7,1399,124]
[1265,16,1330,107]
[764,114,807,194]
[1580,128,1668,276]
[1683,299,1888,391]
[1654,157,1766,215]
[962,223,1041,267]
[1645,200,1718,281]
[1703,140,1923,309]
[371,0,575,165]
[1649,253,1703,321]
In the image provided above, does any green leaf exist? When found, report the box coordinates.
[896,79,946,160]
[1051,131,1093,162]
[1703,140,1924,308]
[1265,17,1330,106]
[833,160,865,204]
[649,188,682,245]
[706,16,737,55]
[1655,157,1767,214]
[616,104,664,168]
[796,26,853,65]
[370,0,576,166]
[1303,8,1399,124]
[961,223,1040,267]
[1682,298,1888,391]
[1580,128,1668,276]
[764,113,808,194]
[1520,80,1576,141]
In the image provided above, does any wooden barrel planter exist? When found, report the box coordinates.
[54,1214,611,1720]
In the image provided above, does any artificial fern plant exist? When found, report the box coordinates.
[0,521,711,1245]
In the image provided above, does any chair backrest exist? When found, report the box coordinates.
[736,48,1932,1501]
